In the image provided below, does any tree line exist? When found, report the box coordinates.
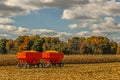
[0,35,120,55]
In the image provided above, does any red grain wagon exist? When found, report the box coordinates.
[17,50,64,68]
[41,51,64,67]
[17,51,43,68]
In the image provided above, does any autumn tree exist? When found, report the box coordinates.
[6,39,16,54]
[80,36,117,55]
[42,37,61,51]
[18,36,34,52]
[68,37,85,54]
[0,35,118,55]
[109,40,117,54]
[0,38,7,54]
[32,38,45,52]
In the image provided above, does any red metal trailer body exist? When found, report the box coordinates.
[17,51,42,65]
[42,51,64,64]
[17,50,64,68]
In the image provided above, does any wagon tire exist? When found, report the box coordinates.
[17,63,22,68]
[48,63,52,67]
[59,62,64,67]
[38,63,43,68]
[24,63,30,68]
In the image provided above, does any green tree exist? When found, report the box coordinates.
[80,36,116,55]
[32,38,45,52]
[110,41,117,54]
[68,37,85,54]
[6,39,16,54]
[42,37,61,51]
[0,38,7,54]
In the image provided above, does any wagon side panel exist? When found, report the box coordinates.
[17,52,27,64]
[26,52,42,64]
[42,52,50,59]
[49,52,64,64]
[17,52,26,59]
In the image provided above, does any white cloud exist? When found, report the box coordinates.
[89,0,106,3]
[62,0,120,22]
[2,0,120,23]
[0,33,10,38]
[75,31,91,37]
[0,3,28,17]
[31,29,73,41]
[0,0,88,20]
[0,0,120,42]
[4,0,89,10]
[0,25,17,32]
[111,37,120,43]
[0,25,29,35]
[101,1,120,16]
[30,29,58,37]
[92,17,120,35]
[58,32,73,42]
[14,27,29,35]
[0,24,73,41]
[39,0,53,3]
[68,24,78,29]
[0,18,14,25]
[62,5,100,22]
[4,0,40,10]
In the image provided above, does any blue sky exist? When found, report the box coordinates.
[12,8,81,34]
[0,0,120,42]
[13,9,74,32]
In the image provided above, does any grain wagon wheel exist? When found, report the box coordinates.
[48,62,53,67]
[59,62,64,67]
[24,63,30,68]
[42,62,52,68]
[17,63,23,68]
[38,63,43,68]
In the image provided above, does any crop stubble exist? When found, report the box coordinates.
[0,63,120,80]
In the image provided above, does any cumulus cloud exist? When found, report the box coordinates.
[58,32,73,42]
[0,33,10,38]
[0,18,14,25]
[5,0,40,10]
[75,31,91,37]
[0,4,28,17]
[14,27,29,35]
[0,24,73,41]
[103,1,120,16]
[62,0,120,22]
[89,0,106,3]
[0,0,120,42]
[30,29,73,41]
[68,23,92,29]
[1,0,120,22]
[92,17,120,35]
[0,25,17,32]
[0,25,29,35]
[30,29,58,37]
[2,0,120,23]
[68,24,78,29]
[40,0,89,8]
[4,0,89,10]
[62,5,100,22]
[111,37,120,43]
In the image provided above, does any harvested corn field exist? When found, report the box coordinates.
[0,63,120,80]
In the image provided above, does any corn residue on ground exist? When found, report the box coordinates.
[0,63,120,80]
